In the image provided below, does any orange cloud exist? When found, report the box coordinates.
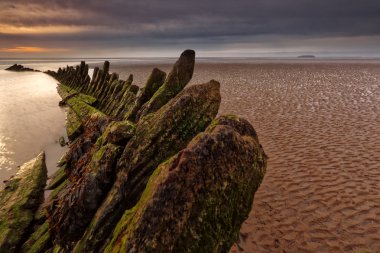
[0,24,89,35]
[0,46,69,53]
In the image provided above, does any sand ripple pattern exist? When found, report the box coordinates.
[112,60,380,253]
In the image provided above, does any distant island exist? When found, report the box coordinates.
[297,55,316,59]
[5,64,40,72]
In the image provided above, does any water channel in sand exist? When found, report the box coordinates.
[0,59,103,185]
[0,69,67,184]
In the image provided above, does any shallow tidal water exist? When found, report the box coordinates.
[0,59,107,184]
[0,69,67,184]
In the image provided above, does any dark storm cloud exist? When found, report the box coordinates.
[1,0,380,56]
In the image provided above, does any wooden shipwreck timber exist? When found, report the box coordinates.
[0,50,267,253]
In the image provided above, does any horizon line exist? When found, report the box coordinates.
[1,56,380,60]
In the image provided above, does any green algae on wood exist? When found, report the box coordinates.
[57,84,105,122]
[47,179,68,201]
[96,120,135,146]
[104,116,267,253]
[137,49,195,119]
[58,136,66,147]
[57,84,77,99]
[112,85,139,119]
[126,68,166,122]
[73,80,221,252]
[47,143,123,247]
[103,79,129,114]
[58,84,97,106]
[66,96,105,120]
[66,108,83,141]
[0,152,47,253]
[21,221,51,253]
[46,166,67,191]
[103,161,167,253]
[74,93,97,106]
[33,203,47,224]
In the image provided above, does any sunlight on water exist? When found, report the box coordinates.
[0,70,67,182]
[0,136,15,170]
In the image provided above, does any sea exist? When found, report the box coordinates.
[0,57,380,252]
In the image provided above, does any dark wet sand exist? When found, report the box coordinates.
[108,60,380,253]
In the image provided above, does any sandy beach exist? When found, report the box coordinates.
[214,62,380,253]
[110,60,380,253]
[1,59,379,251]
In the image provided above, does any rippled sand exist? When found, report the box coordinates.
[109,60,380,253]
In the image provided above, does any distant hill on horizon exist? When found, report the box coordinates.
[297,55,316,58]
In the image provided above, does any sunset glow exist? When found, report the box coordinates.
[0,24,89,35]
[0,47,69,53]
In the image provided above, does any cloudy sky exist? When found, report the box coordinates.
[0,0,379,58]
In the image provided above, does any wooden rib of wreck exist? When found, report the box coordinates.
[0,152,47,252]
[0,50,267,253]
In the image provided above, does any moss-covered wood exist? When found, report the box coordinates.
[0,152,47,253]
[21,221,51,253]
[126,68,166,122]
[103,115,266,253]
[96,121,135,146]
[74,80,221,252]
[66,108,83,141]
[47,142,123,247]
[46,166,67,190]
[65,96,105,120]
[137,49,195,119]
